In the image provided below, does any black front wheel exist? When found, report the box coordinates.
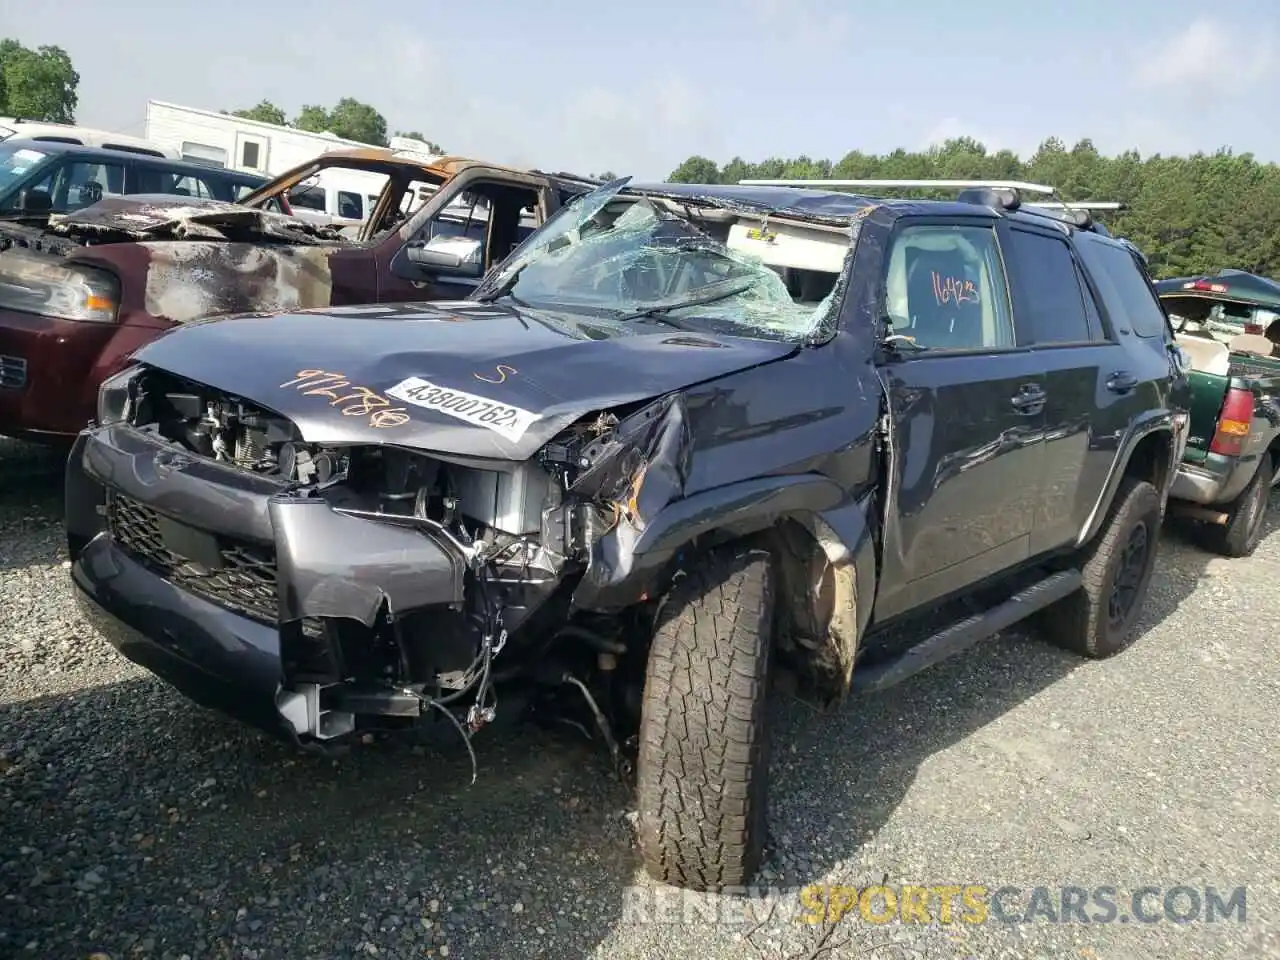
[634,546,775,892]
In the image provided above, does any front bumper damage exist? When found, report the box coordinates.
[65,370,719,769]
[66,423,470,744]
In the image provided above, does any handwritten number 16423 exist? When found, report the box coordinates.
[931,272,980,306]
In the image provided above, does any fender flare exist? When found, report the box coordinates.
[1077,411,1176,547]
[571,473,878,642]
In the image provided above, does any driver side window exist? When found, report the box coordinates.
[417,194,488,278]
[26,159,126,212]
[406,182,542,280]
[884,224,1015,352]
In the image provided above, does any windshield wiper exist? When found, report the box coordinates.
[474,268,521,304]
[611,277,758,324]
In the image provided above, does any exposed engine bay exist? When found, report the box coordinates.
[133,369,611,569]
[104,366,659,775]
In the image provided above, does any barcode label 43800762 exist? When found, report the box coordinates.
[385,377,539,442]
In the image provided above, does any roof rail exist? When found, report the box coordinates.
[737,178,1127,231]
[738,178,1059,195]
[1025,201,1126,211]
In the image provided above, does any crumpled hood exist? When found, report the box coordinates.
[132,300,799,459]
[48,195,345,244]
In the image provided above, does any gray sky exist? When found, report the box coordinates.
[3,0,1278,179]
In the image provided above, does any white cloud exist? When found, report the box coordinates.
[292,36,719,180]
[550,78,717,177]
[1095,114,1198,158]
[747,0,852,49]
[1132,18,1275,100]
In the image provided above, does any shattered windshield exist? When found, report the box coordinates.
[478,185,843,341]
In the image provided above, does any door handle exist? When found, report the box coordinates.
[1011,384,1046,414]
[1106,371,1139,393]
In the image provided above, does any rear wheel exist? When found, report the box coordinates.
[1040,477,1161,659]
[635,546,775,892]
[1202,458,1272,558]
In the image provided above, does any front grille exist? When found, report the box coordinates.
[106,491,279,624]
[0,355,27,389]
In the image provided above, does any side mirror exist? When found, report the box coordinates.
[18,188,52,213]
[407,244,467,270]
[402,235,483,278]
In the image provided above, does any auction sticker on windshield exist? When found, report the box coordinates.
[386,377,538,441]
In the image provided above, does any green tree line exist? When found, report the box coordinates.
[668,138,1280,280]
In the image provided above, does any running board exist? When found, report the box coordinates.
[850,569,1083,694]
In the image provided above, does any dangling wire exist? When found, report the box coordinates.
[389,560,517,786]
[401,687,480,786]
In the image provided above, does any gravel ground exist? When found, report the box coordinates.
[1,438,1277,960]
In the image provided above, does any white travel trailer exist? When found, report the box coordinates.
[143,100,445,225]
[144,99,371,175]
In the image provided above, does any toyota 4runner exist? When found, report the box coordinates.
[66,177,1187,892]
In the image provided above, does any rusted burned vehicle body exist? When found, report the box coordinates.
[67,177,1183,893]
[0,146,595,441]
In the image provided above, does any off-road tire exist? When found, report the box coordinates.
[1041,477,1161,659]
[1202,458,1272,558]
[635,546,775,892]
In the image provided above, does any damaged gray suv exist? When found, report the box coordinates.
[66,176,1186,892]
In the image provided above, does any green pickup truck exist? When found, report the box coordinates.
[1156,270,1280,345]
[1162,281,1280,556]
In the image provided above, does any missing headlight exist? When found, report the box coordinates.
[95,363,143,426]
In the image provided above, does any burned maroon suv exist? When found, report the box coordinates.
[0,146,591,442]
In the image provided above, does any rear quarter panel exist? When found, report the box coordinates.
[1184,356,1280,459]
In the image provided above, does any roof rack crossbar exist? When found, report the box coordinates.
[737,178,1059,195]
[1025,201,1125,211]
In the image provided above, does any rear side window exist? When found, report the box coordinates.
[171,175,213,199]
[132,167,213,200]
[1003,228,1096,344]
[289,184,326,211]
[1075,235,1170,338]
[337,191,363,220]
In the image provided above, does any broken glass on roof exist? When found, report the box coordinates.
[480,188,851,341]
